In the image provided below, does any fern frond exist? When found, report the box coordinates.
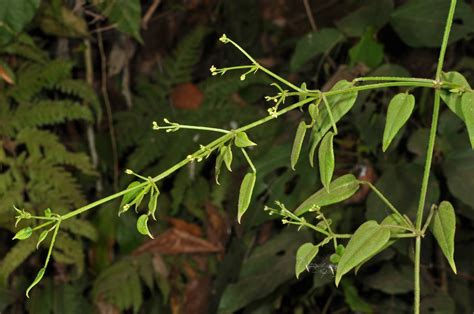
[27,161,86,209]
[160,27,209,87]
[14,100,93,129]
[0,234,38,285]
[0,172,13,194]
[53,232,85,276]
[62,218,98,242]
[92,258,144,313]
[17,128,96,175]
[53,79,102,120]
[8,60,74,103]
[1,33,48,63]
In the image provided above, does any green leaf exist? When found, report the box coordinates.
[382,93,415,151]
[0,0,41,45]
[98,0,142,41]
[341,281,373,313]
[215,146,225,184]
[390,0,474,47]
[461,92,474,148]
[136,214,153,239]
[335,0,393,37]
[294,174,360,216]
[318,131,335,191]
[148,189,159,220]
[335,221,391,286]
[13,226,33,240]
[440,71,471,121]
[430,201,457,274]
[237,172,256,223]
[119,181,142,215]
[223,145,233,171]
[26,267,45,298]
[290,28,344,72]
[308,103,318,121]
[295,243,319,278]
[234,132,257,148]
[36,230,49,249]
[291,121,307,170]
[309,80,358,166]
[348,29,384,68]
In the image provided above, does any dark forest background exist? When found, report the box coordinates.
[1,0,474,313]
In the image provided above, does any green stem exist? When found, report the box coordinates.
[435,0,457,81]
[32,220,55,232]
[414,1,457,313]
[44,220,61,267]
[359,181,412,228]
[354,77,434,84]
[414,236,421,313]
[59,80,446,222]
[240,148,256,173]
[322,95,338,134]
[421,205,436,235]
[156,125,231,134]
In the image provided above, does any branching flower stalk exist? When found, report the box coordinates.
[10,2,469,312]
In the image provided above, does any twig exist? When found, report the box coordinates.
[142,0,162,30]
[97,30,120,192]
[84,39,103,194]
[303,0,317,31]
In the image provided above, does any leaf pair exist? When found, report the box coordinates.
[291,120,335,191]
[120,180,159,239]
[309,80,358,167]
[215,145,233,184]
[440,71,474,148]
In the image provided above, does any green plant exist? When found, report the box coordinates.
[7,0,472,312]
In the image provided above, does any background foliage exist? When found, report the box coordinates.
[1,0,474,313]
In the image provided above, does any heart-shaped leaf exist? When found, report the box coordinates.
[335,220,391,286]
[26,267,45,298]
[461,91,474,148]
[13,227,33,241]
[295,243,319,278]
[235,132,257,148]
[136,214,153,239]
[291,121,307,170]
[238,172,256,223]
[440,71,471,121]
[319,131,335,191]
[383,93,415,152]
[430,201,456,274]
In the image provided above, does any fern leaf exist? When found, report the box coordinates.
[62,218,98,242]
[161,27,209,87]
[14,100,93,129]
[0,234,38,285]
[92,259,144,313]
[17,128,96,175]
[53,232,85,276]
[53,79,102,121]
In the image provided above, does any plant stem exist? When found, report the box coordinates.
[240,148,256,173]
[414,236,421,314]
[359,181,412,228]
[353,77,434,84]
[413,1,457,313]
[59,79,450,222]
[156,124,231,134]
